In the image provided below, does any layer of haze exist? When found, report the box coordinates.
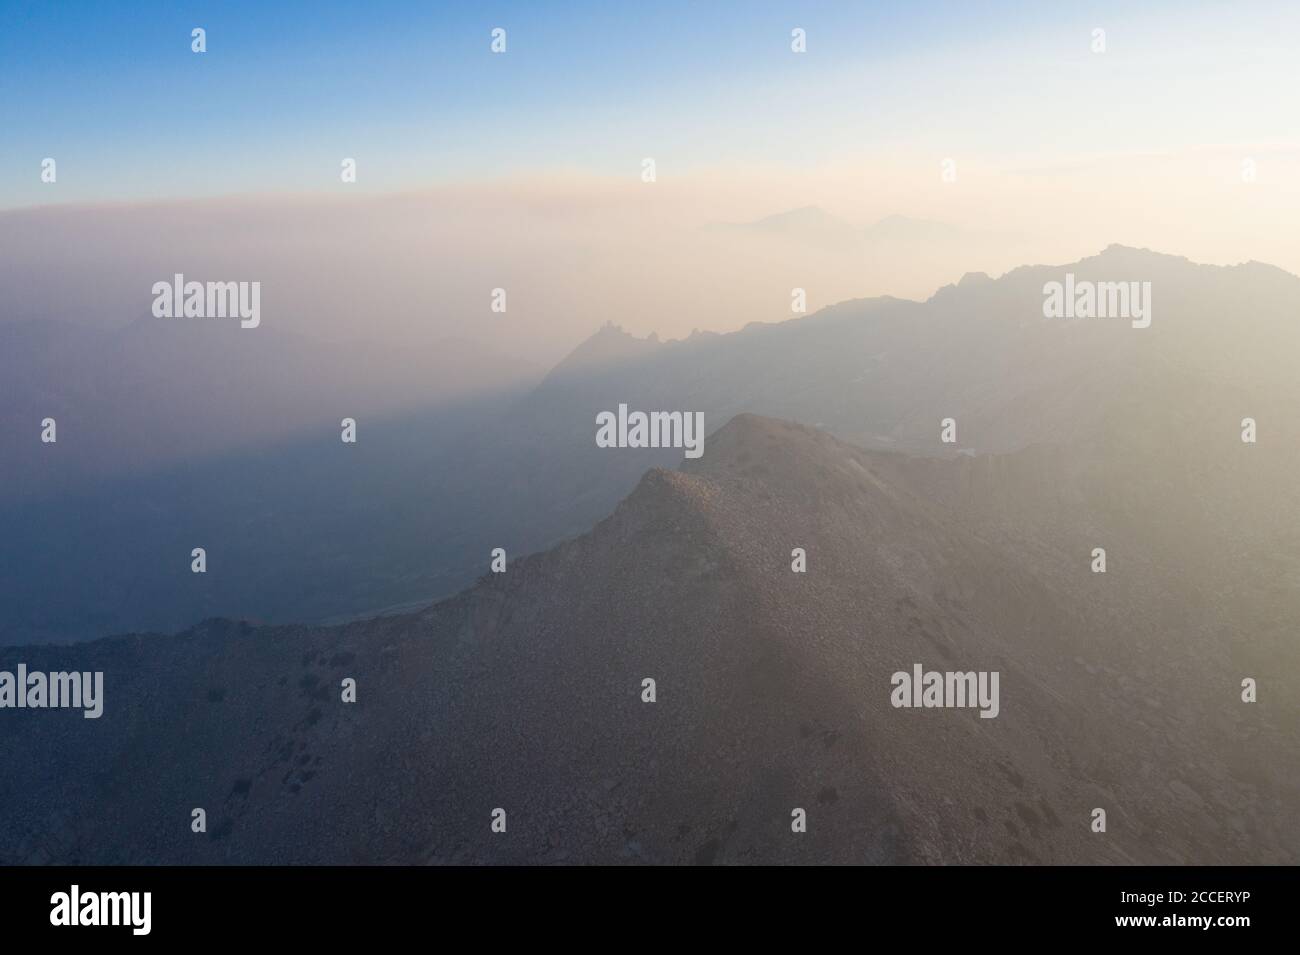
[3,0,1297,481]
[5,1,1298,365]
[2,146,1297,367]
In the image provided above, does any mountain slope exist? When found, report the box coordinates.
[3,415,1293,865]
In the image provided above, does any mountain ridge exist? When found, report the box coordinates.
[6,412,1293,865]
[6,245,1300,648]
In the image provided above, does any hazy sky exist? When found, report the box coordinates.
[3,0,1297,205]
[2,1,1298,362]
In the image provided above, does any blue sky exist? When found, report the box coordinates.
[0,0,1292,207]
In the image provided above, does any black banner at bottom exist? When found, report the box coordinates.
[0,865,1290,942]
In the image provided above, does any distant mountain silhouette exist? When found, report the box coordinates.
[4,246,1300,658]
[705,208,1016,249]
[861,213,967,242]
[5,414,1292,864]
[538,321,662,387]
[702,205,863,246]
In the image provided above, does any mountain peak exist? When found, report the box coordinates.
[540,321,663,387]
[863,214,964,242]
[705,206,860,244]
[1085,243,1192,267]
[682,413,909,508]
[753,204,842,226]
